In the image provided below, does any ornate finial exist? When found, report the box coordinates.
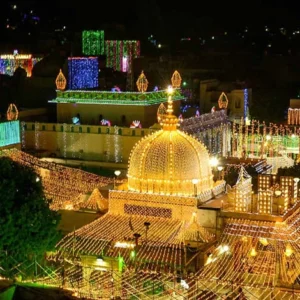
[7,103,18,120]
[218,92,229,109]
[166,86,174,115]
[171,70,182,88]
[136,70,148,92]
[55,69,67,90]
[157,103,167,123]
[160,86,179,131]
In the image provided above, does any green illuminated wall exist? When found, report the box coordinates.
[0,121,20,147]
[82,30,105,55]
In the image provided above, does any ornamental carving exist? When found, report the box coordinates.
[55,69,67,90]
[7,103,19,120]
[171,70,182,88]
[218,92,229,109]
[136,71,148,92]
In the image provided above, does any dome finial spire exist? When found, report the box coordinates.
[160,85,179,131]
[166,85,174,115]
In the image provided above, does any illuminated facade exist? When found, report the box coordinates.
[49,88,183,127]
[127,126,214,197]
[0,54,42,77]
[105,40,140,72]
[0,121,20,148]
[199,79,252,120]
[55,89,225,290]
[82,30,105,55]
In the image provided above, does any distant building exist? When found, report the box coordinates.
[288,99,300,125]
[0,53,42,77]
[200,79,252,120]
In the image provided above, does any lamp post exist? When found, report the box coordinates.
[192,179,199,197]
[133,233,141,270]
[133,233,141,248]
[114,170,121,189]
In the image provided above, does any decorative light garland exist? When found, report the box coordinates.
[229,118,300,160]
[0,149,113,211]
[49,88,184,105]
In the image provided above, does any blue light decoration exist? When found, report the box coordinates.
[244,89,248,119]
[68,57,99,90]
[0,121,20,147]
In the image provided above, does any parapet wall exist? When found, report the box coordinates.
[21,122,158,163]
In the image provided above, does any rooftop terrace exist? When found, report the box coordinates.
[49,89,184,106]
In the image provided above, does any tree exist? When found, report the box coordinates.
[0,157,61,271]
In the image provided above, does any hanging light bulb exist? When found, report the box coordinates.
[250,247,257,257]
[259,238,268,246]
[285,243,293,257]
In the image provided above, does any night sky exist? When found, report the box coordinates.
[0,0,299,39]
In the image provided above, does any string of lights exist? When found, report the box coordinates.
[50,88,184,105]
[0,149,113,211]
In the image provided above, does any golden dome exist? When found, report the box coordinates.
[127,88,213,196]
